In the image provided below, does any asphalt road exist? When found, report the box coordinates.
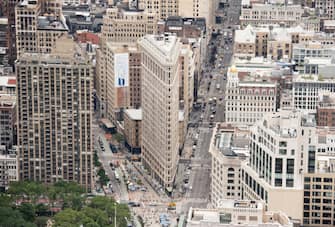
[95,132,129,202]
[173,0,242,214]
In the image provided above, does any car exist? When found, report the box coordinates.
[128,201,140,207]
[184,178,189,184]
[140,187,147,192]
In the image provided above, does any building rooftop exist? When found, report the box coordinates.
[294,74,335,83]
[186,203,294,227]
[318,91,335,108]
[261,110,315,138]
[106,42,138,53]
[140,34,180,64]
[146,34,178,56]
[269,27,291,42]
[212,124,249,157]
[0,95,16,108]
[37,16,68,31]
[0,18,8,25]
[18,0,38,7]
[324,20,335,28]
[234,25,255,43]
[304,57,333,66]
[218,200,262,210]
[124,109,142,121]
[243,3,303,10]
[315,154,335,173]
[163,16,206,32]
[294,41,335,49]
[0,154,17,160]
[0,77,16,88]
[232,56,294,76]
[18,35,89,64]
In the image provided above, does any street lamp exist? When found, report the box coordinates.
[114,203,117,227]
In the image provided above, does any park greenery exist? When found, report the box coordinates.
[94,151,102,167]
[114,133,125,144]
[0,181,130,227]
[94,150,110,186]
[97,168,110,186]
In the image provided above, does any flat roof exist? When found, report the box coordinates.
[100,118,115,128]
[124,109,142,121]
[235,25,255,43]
[0,18,8,25]
[143,34,179,58]
[0,76,16,87]
[37,16,68,31]
[219,199,262,210]
[324,20,335,27]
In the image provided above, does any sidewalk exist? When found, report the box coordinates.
[131,162,170,202]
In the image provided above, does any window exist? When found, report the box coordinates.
[279,149,287,155]
[275,178,282,187]
[287,159,294,174]
[275,158,283,173]
[279,141,287,147]
[286,179,294,187]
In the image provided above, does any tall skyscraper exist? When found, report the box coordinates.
[16,36,93,190]
[241,109,318,221]
[0,0,20,66]
[138,34,181,190]
[0,18,9,67]
[15,0,67,57]
[96,4,157,118]
[104,42,142,121]
[138,0,179,19]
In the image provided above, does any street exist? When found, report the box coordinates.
[92,0,243,223]
[173,0,242,214]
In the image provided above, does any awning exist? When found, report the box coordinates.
[100,118,115,129]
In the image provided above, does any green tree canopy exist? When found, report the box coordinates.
[18,203,36,222]
[0,206,36,227]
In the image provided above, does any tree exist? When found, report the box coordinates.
[35,216,49,227]
[81,207,109,226]
[0,206,36,227]
[67,194,84,211]
[89,196,115,210]
[18,203,36,222]
[138,215,144,227]
[113,133,124,145]
[35,203,49,216]
[8,181,45,201]
[97,168,110,186]
[0,194,13,207]
[88,197,131,227]
[54,208,97,227]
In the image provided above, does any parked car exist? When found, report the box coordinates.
[140,187,147,192]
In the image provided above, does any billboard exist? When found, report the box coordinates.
[114,53,129,88]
